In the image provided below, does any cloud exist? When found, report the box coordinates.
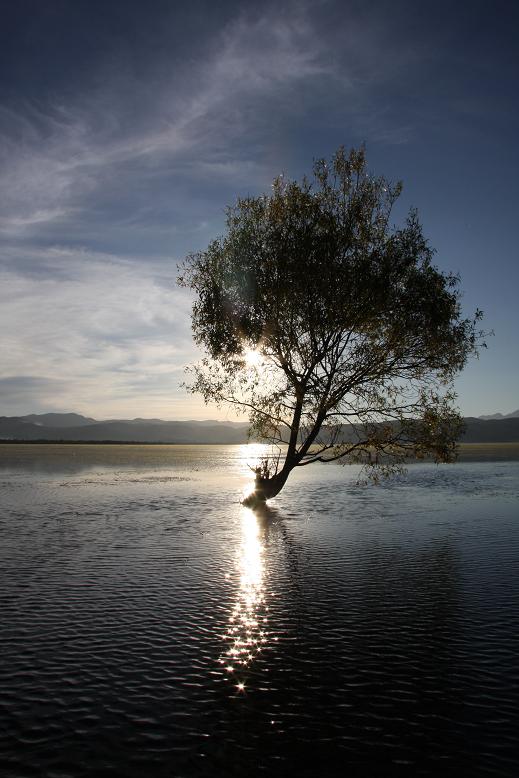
[0,7,327,237]
[0,245,204,417]
[0,2,415,246]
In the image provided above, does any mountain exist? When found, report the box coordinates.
[1,413,519,444]
[22,413,96,427]
[0,415,250,444]
[479,409,519,420]
[460,417,519,442]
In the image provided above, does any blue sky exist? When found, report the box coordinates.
[1,0,517,419]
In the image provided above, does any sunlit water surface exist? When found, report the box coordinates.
[1,444,518,777]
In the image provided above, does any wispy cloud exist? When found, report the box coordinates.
[0,6,331,238]
[0,245,202,417]
[0,2,413,245]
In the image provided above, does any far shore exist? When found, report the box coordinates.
[1,441,519,462]
[456,442,519,461]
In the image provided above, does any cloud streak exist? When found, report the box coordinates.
[0,2,414,244]
[0,245,202,417]
[0,7,329,236]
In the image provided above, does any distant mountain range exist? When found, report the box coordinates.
[0,413,250,444]
[478,409,519,420]
[0,412,518,443]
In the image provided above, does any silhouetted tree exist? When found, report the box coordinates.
[179,147,483,502]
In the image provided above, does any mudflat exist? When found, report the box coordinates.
[458,442,519,460]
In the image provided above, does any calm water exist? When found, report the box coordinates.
[1,444,518,777]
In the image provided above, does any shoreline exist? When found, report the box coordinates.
[1,441,519,462]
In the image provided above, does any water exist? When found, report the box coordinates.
[1,444,518,777]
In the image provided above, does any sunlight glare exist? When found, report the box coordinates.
[244,347,262,368]
[219,507,273,687]
[238,443,271,499]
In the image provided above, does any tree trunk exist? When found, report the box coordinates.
[242,466,292,506]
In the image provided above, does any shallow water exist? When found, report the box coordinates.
[1,444,518,777]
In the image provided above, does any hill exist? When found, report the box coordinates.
[478,409,519,421]
[1,413,518,444]
[0,415,249,444]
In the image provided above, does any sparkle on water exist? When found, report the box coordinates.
[220,506,269,675]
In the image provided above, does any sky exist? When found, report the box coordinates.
[1,0,517,420]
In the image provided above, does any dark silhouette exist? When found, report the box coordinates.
[1,414,518,447]
[193,148,485,499]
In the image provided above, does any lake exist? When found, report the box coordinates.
[1,444,518,777]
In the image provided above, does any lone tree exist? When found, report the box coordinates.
[179,147,483,502]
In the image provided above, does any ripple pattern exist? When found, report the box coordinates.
[0,446,518,777]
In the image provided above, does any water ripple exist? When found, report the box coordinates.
[0,448,518,776]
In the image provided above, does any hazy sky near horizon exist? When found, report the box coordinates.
[1,0,517,420]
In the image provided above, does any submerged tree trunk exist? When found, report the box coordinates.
[243,465,293,506]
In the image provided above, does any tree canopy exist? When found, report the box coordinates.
[179,147,483,502]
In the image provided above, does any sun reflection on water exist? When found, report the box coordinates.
[239,443,270,472]
[219,507,271,685]
[238,442,273,502]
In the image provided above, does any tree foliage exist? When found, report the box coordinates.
[179,147,484,501]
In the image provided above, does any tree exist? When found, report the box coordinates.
[178,147,483,503]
